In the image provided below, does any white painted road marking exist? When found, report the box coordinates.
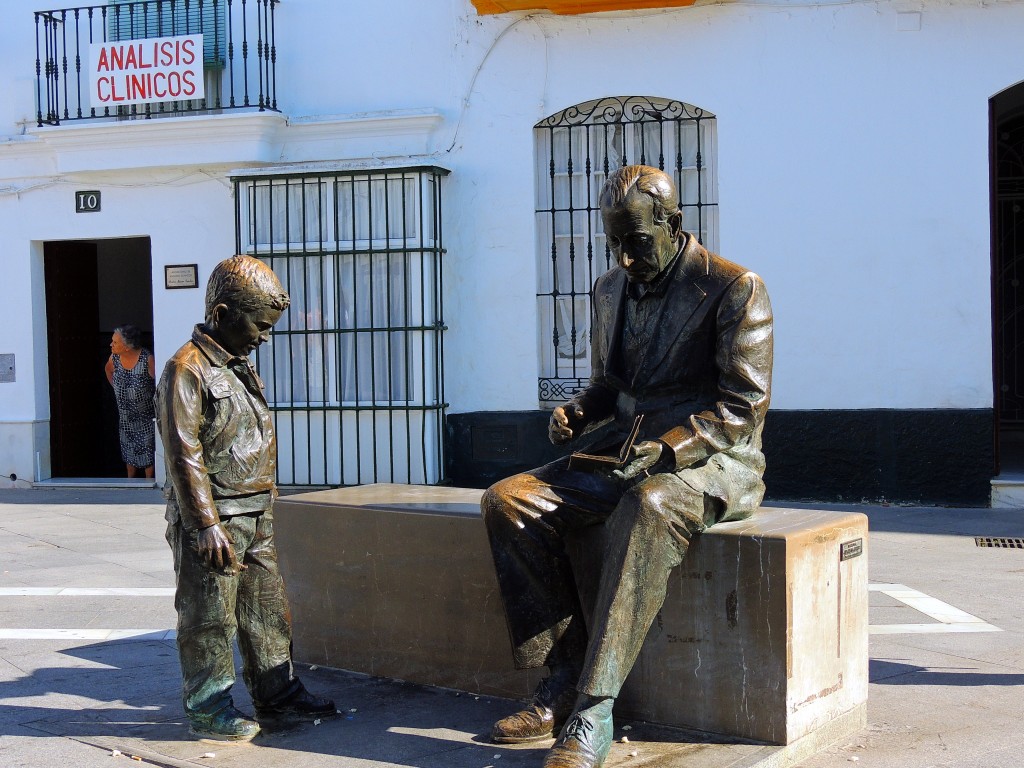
[0,629,176,640]
[0,587,175,596]
[0,587,176,641]
[869,583,1002,635]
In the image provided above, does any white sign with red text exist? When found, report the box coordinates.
[89,34,204,108]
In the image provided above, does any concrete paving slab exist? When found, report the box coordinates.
[2,489,1023,768]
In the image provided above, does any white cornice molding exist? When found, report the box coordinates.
[279,109,445,163]
[26,111,287,173]
[13,108,445,175]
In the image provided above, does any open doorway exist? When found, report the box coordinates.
[43,237,153,479]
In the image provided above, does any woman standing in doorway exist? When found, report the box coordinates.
[104,324,156,479]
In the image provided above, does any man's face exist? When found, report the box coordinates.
[212,303,283,357]
[601,190,680,283]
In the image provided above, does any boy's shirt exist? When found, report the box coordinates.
[156,324,277,530]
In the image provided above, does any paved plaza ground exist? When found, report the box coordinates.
[0,487,1022,768]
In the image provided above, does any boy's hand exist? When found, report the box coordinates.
[196,523,244,573]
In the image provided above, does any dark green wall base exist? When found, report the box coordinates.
[445,408,995,507]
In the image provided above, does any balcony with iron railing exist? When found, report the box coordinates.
[34,0,279,126]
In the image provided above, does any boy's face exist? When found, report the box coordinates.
[212,303,283,357]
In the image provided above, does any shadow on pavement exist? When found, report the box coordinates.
[870,658,1024,686]
[767,501,1024,539]
[1,634,759,768]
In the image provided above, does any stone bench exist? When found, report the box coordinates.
[274,484,868,746]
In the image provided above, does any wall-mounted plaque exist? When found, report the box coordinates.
[840,538,863,562]
[75,190,101,213]
[0,354,14,383]
[165,264,199,290]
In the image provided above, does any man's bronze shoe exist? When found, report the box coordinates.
[492,675,576,743]
[542,701,614,768]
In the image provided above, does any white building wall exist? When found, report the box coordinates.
[1,0,1022,483]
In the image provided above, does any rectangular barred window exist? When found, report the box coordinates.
[234,167,448,487]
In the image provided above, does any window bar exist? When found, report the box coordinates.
[584,123,595,360]
[349,176,362,484]
[317,178,328,486]
[100,4,111,117]
[331,174,343,485]
[602,122,613,271]
[695,116,704,245]
[657,112,666,172]
[129,3,142,119]
[255,0,266,110]
[240,0,250,107]
[42,14,52,123]
[211,0,222,107]
[423,172,434,482]
[248,180,258,266]
[622,114,630,167]
[72,9,82,118]
[58,10,69,122]
[145,1,156,118]
[367,173,380,483]
[298,177,311,485]
[268,0,277,110]
[435,171,447,482]
[86,7,97,117]
[548,125,560,387]
[383,173,396,482]
[122,3,135,120]
[48,14,60,123]
[34,14,44,126]
[418,173,429,483]
[226,0,236,107]
[638,114,647,167]
[181,0,192,114]
[674,117,684,226]
[400,172,413,483]
[567,126,579,382]
[196,0,206,111]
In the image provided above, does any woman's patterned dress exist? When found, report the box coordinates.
[112,348,156,468]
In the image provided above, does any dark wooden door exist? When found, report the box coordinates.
[44,242,106,477]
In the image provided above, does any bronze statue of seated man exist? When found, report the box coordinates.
[482,165,774,768]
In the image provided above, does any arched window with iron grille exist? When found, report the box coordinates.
[534,96,718,406]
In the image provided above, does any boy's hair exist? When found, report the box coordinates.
[599,165,680,225]
[204,255,290,324]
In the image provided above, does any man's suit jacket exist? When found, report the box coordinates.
[571,233,774,518]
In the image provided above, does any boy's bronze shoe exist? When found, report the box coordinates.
[188,704,261,742]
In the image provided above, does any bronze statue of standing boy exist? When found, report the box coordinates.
[483,166,774,768]
[156,255,334,741]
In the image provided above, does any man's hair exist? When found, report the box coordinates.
[113,324,143,350]
[204,255,290,324]
[599,165,680,225]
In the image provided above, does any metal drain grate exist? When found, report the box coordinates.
[975,537,1024,548]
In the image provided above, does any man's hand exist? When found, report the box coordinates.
[614,440,668,482]
[549,402,586,445]
[196,522,244,573]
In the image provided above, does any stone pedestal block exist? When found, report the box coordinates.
[274,484,867,745]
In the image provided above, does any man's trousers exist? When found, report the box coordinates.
[482,457,724,699]
[166,509,301,716]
